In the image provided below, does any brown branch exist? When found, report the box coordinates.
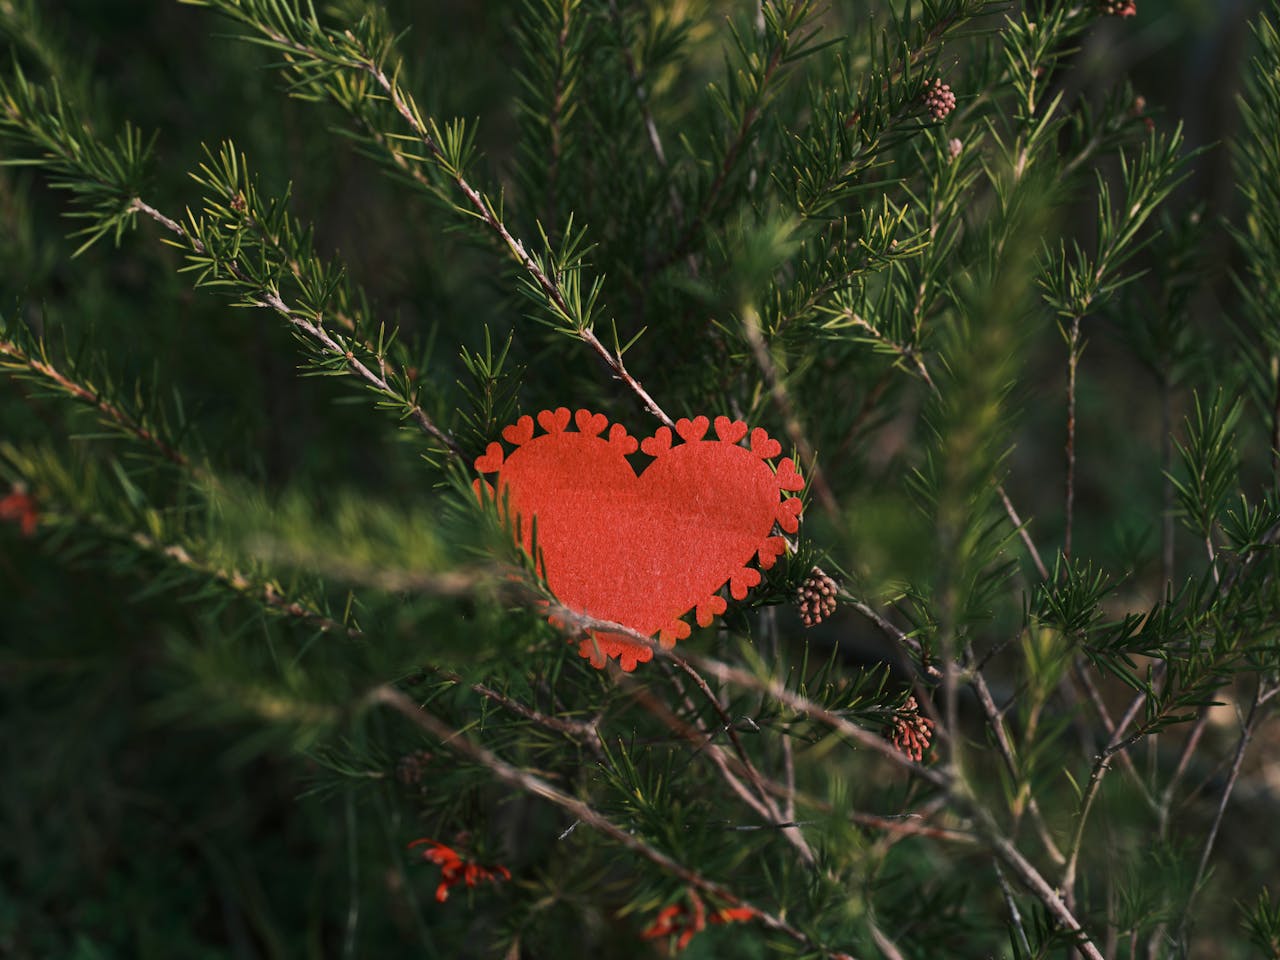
[998,485,1051,582]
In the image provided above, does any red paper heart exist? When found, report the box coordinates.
[475,408,804,671]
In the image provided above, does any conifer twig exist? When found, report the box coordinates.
[1064,317,1082,561]
[367,684,844,957]
[127,197,462,456]
[133,530,359,635]
[651,45,785,273]
[0,337,189,468]
[344,37,675,428]
[619,671,798,847]
[177,4,675,428]
[439,669,605,757]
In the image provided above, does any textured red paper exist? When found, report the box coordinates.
[474,409,804,671]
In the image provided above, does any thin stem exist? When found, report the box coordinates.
[867,916,908,960]
[129,529,358,637]
[1162,374,1175,585]
[651,43,786,273]
[1272,352,1280,492]
[1073,661,1159,811]
[1176,680,1271,947]
[440,669,604,757]
[605,0,672,177]
[978,819,1107,960]
[995,862,1033,958]
[1157,707,1209,835]
[999,485,1051,582]
[664,656,816,865]
[624,671,778,823]
[543,0,573,239]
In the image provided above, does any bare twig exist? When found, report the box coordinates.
[998,485,1051,582]
[1064,316,1082,562]
[1072,662,1158,811]
[662,656,817,866]
[847,596,942,680]
[995,862,1033,958]
[867,915,908,960]
[1162,377,1175,584]
[620,670,785,835]
[439,668,604,756]
[1157,707,1209,834]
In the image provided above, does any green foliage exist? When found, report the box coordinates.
[3,1,1280,959]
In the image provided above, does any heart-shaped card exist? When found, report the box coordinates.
[475,409,804,670]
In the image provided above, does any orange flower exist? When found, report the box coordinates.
[0,486,37,538]
[640,890,757,953]
[407,838,510,903]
